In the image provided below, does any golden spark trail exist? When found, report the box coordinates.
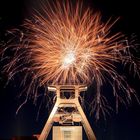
[1,0,140,118]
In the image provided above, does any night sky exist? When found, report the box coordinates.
[0,0,140,140]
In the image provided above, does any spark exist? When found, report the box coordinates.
[1,0,140,118]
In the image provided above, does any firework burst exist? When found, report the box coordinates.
[1,0,140,119]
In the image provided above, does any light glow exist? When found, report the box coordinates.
[62,50,76,68]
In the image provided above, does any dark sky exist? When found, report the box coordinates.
[0,0,140,140]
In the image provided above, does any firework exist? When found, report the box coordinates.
[1,0,140,119]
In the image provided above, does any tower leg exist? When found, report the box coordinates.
[39,102,59,140]
[76,102,96,140]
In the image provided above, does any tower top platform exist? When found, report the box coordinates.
[48,85,87,92]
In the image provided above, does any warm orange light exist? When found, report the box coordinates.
[3,0,139,118]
